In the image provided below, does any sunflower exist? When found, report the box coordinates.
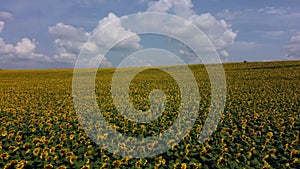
[44,164,54,169]
[49,147,55,154]
[57,166,67,169]
[13,147,19,153]
[22,143,30,149]
[268,148,276,154]
[68,156,77,164]
[56,144,63,149]
[69,134,75,140]
[112,160,122,167]
[9,145,17,150]
[44,139,50,144]
[72,142,79,148]
[267,132,273,138]
[33,138,40,144]
[1,131,7,137]
[25,149,31,156]
[8,133,14,139]
[59,148,68,155]
[121,157,130,163]
[99,163,107,169]
[53,116,59,121]
[66,151,74,157]
[43,147,49,152]
[135,160,142,168]
[262,154,269,162]
[40,136,46,141]
[80,165,90,169]
[16,163,25,169]
[1,152,9,160]
[33,148,41,156]
[84,150,92,158]
[10,159,18,165]
[53,155,59,161]
[181,163,187,169]
[40,151,48,159]
[154,163,160,169]
[290,149,298,158]
[4,163,12,169]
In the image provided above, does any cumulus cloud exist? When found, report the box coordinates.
[15,38,36,56]
[0,38,14,54]
[49,13,141,66]
[189,13,237,51]
[92,12,142,50]
[0,37,52,61]
[147,0,195,18]
[0,11,13,20]
[0,21,52,66]
[147,0,237,58]
[285,32,300,58]
[49,23,90,63]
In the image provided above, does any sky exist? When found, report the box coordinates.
[0,0,300,69]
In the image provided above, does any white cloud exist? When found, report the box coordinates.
[0,38,14,54]
[190,13,237,51]
[0,21,4,33]
[147,0,194,19]
[217,9,241,20]
[258,7,288,15]
[49,23,90,63]
[92,12,142,50]
[0,23,52,65]
[147,0,237,59]
[49,23,89,41]
[219,50,229,57]
[0,37,52,63]
[15,38,36,57]
[49,13,142,66]
[285,32,300,58]
[0,11,13,20]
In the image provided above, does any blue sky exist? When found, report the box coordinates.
[0,0,300,69]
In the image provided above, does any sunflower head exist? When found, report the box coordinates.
[57,166,67,169]
[33,148,41,156]
[49,147,55,154]
[69,156,77,164]
[40,152,48,159]
[112,160,122,167]
[10,159,18,165]
[80,165,90,169]
[1,152,9,160]
[135,160,142,168]
[69,134,75,140]
[181,163,187,169]
[44,164,53,169]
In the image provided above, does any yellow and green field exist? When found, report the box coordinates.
[0,61,299,168]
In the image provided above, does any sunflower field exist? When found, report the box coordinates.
[0,61,299,168]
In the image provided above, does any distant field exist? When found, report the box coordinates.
[0,61,299,168]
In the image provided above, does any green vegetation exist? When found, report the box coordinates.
[0,61,299,168]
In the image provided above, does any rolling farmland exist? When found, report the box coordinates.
[0,61,299,168]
